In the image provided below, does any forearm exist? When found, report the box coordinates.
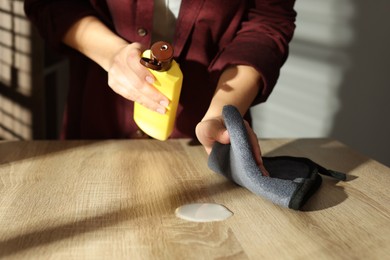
[62,15,129,71]
[203,65,261,120]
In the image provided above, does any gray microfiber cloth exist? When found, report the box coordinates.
[208,105,346,210]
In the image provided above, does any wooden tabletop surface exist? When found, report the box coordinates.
[0,139,389,259]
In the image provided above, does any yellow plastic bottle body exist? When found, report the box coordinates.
[133,50,183,141]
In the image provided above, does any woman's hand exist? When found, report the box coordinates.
[195,116,270,176]
[62,16,169,114]
[107,42,170,114]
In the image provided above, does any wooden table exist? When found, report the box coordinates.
[0,139,389,259]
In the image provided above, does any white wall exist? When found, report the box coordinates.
[252,0,390,166]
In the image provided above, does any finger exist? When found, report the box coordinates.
[110,63,169,113]
[214,128,230,145]
[127,48,155,83]
[205,118,230,145]
[203,128,229,155]
[126,43,154,86]
[128,42,147,54]
[134,88,168,114]
[137,79,170,109]
[258,164,270,177]
[113,82,168,114]
[126,52,170,107]
[244,121,261,163]
[195,118,230,155]
[244,121,270,177]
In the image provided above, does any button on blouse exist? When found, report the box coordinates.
[137,28,147,37]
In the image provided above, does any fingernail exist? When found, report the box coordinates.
[146,76,154,84]
[160,100,169,107]
[156,108,166,114]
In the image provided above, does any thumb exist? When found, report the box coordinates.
[204,128,229,155]
[214,128,230,145]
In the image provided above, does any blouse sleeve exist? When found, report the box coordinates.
[209,0,297,104]
[24,0,100,51]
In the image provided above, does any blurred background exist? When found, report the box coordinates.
[1,0,389,166]
[0,0,68,141]
[252,0,390,166]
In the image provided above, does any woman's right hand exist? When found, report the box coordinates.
[107,42,169,114]
[61,16,169,113]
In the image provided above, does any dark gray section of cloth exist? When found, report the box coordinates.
[208,105,298,208]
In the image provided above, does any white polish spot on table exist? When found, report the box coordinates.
[175,203,233,222]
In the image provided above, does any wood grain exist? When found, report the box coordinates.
[0,139,389,259]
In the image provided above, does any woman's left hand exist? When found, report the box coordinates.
[195,116,270,176]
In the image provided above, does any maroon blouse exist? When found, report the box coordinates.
[24,0,296,139]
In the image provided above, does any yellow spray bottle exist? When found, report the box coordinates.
[134,41,183,141]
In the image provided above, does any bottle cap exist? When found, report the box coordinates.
[140,41,174,71]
